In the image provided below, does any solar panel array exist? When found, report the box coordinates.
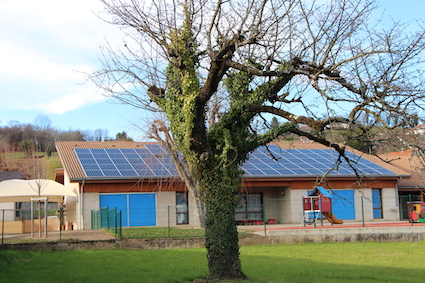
[74,144,396,178]
[74,144,179,178]
[242,145,396,177]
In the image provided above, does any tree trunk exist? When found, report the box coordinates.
[192,196,206,229]
[203,176,246,280]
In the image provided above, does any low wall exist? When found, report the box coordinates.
[23,218,59,233]
[3,229,425,251]
[1,239,119,251]
[0,221,23,234]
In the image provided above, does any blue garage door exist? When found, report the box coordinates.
[100,194,128,226]
[331,190,355,220]
[100,194,156,227]
[129,194,156,226]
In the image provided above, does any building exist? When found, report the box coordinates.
[55,141,405,230]
[0,171,22,221]
[380,149,425,219]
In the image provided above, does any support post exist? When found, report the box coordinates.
[263,198,267,236]
[31,200,34,237]
[1,209,4,246]
[168,205,171,238]
[119,210,122,239]
[410,194,413,226]
[44,199,48,238]
[59,206,62,242]
[361,196,365,227]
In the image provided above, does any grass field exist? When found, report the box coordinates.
[115,227,252,239]
[119,227,206,238]
[1,241,425,282]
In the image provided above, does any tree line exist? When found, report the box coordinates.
[0,115,132,156]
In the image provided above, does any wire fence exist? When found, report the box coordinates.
[2,194,422,242]
[91,207,122,238]
[0,206,69,245]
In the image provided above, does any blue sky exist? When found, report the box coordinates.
[0,0,424,141]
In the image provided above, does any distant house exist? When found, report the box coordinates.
[413,123,425,135]
[325,122,350,129]
[55,141,404,230]
[380,149,425,219]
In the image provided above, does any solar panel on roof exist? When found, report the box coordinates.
[73,145,397,179]
[79,159,97,165]
[86,170,104,177]
[77,153,93,159]
[99,164,116,170]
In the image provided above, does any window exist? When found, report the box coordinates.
[235,193,263,221]
[372,189,383,219]
[176,192,189,224]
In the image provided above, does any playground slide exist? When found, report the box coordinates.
[322,212,344,224]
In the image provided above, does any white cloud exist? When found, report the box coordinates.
[0,41,86,82]
[27,86,106,115]
[0,0,121,115]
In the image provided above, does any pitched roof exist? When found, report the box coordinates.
[380,150,424,189]
[275,141,407,176]
[56,141,157,180]
[57,140,401,182]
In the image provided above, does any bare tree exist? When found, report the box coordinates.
[93,128,110,141]
[91,0,425,280]
[33,115,52,132]
[28,159,50,237]
[149,118,206,228]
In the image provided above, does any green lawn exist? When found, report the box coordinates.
[1,241,425,282]
[119,227,206,238]
[115,227,253,239]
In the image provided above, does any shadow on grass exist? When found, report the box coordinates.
[242,254,424,282]
[1,244,425,282]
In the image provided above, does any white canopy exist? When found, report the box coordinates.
[0,179,77,203]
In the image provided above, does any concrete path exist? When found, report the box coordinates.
[237,220,425,236]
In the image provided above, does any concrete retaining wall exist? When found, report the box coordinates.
[3,228,425,251]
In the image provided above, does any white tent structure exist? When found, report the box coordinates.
[0,179,77,203]
[0,179,77,237]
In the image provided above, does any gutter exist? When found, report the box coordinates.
[70,173,401,182]
[70,176,181,182]
[244,174,401,179]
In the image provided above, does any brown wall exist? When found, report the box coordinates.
[81,177,397,194]
[82,180,187,193]
[243,178,398,191]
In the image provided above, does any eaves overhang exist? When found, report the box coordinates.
[70,175,181,182]
[243,173,401,179]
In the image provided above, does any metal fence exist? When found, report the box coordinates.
[4,194,421,241]
[1,206,69,244]
[91,207,122,238]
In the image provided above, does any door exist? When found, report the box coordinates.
[100,193,156,227]
[331,190,355,220]
[372,189,383,219]
[100,194,128,226]
[129,194,156,226]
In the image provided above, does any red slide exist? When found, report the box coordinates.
[322,212,343,224]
